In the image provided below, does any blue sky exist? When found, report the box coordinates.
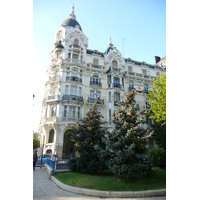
[33,0,166,132]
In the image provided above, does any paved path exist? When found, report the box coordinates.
[33,167,166,200]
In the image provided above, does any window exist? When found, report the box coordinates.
[68,53,71,59]
[142,69,147,75]
[128,66,132,72]
[114,77,120,84]
[71,71,78,77]
[73,54,78,60]
[96,91,101,99]
[69,106,76,118]
[49,129,54,143]
[66,72,70,79]
[109,91,111,101]
[93,58,98,65]
[93,75,99,84]
[112,60,118,68]
[114,92,120,101]
[77,107,80,118]
[78,87,82,97]
[51,106,56,117]
[90,90,94,99]
[109,110,111,124]
[65,85,69,95]
[74,39,79,45]
[64,105,67,117]
[144,84,148,93]
[70,86,77,95]
[129,82,134,91]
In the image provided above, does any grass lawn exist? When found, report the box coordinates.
[54,169,166,191]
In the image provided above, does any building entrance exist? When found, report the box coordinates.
[62,130,75,159]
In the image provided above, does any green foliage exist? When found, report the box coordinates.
[145,73,166,125]
[151,122,166,149]
[69,99,108,174]
[101,90,154,180]
[33,138,40,150]
[148,147,166,169]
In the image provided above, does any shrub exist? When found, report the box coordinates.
[148,147,166,169]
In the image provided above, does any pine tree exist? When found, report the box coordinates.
[69,97,108,174]
[102,90,154,180]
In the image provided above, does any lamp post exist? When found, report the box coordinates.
[40,136,45,169]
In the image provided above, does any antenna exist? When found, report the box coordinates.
[122,38,126,57]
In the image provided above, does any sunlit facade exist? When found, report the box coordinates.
[38,5,165,158]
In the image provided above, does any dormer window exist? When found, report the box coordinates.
[112,60,118,68]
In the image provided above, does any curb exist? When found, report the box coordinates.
[51,176,166,198]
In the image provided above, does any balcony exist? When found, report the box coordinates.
[128,71,135,76]
[69,44,83,51]
[87,98,104,105]
[114,101,120,106]
[66,76,82,83]
[87,63,104,70]
[65,58,85,65]
[47,95,60,101]
[62,95,84,104]
[90,81,102,87]
[112,67,121,73]
[113,83,121,88]
[44,116,82,124]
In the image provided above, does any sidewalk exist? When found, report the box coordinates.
[33,167,166,200]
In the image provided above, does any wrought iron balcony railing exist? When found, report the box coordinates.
[113,83,121,88]
[62,95,84,104]
[114,101,120,106]
[87,98,104,105]
[90,81,102,87]
[66,76,82,83]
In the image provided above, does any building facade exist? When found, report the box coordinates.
[39,5,165,158]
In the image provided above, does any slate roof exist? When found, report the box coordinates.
[61,18,82,31]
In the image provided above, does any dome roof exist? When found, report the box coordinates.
[61,18,82,31]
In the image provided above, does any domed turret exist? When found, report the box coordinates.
[61,5,82,31]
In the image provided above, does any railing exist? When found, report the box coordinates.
[62,95,84,103]
[125,71,157,80]
[66,76,82,83]
[90,81,102,87]
[136,73,142,77]
[46,159,70,171]
[45,117,82,123]
[144,75,149,79]
[113,83,121,88]
[112,67,120,72]
[69,44,83,50]
[87,63,103,70]
[87,98,104,105]
[128,71,135,75]
[65,58,85,65]
[47,95,60,101]
[114,101,120,106]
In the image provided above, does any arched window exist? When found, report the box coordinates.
[48,129,54,143]
[112,60,118,68]
[51,106,56,117]
[74,39,79,46]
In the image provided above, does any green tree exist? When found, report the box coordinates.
[33,138,40,150]
[145,73,166,125]
[69,97,108,174]
[102,90,154,180]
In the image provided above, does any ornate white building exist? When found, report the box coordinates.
[39,5,165,158]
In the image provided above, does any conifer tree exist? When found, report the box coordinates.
[69,97,108,174]
[102,90,154,180]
